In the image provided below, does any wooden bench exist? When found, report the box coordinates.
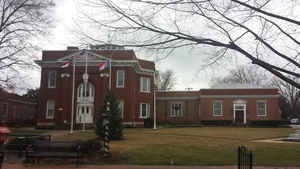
[5,135,51,157]
[25,141,83,166]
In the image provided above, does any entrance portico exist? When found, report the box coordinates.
[233,100,247,124]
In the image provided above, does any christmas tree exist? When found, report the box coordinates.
[95,90,123,140]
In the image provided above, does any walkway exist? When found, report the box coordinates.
[2,164,300,169]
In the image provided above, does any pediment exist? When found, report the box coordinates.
[57,50,108,62]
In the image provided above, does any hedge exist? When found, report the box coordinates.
[201,120,233,126]
[250,120,290,127]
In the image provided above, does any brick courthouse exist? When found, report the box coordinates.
[36,45,281,129]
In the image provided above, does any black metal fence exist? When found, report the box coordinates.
[0,152,4,169]
[238,146,253,169]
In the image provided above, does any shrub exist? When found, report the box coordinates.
[250,120,290,127]
[79,137,102,155]
[144,118,153,128]
[95,90,123,140]
[201,120,233,126]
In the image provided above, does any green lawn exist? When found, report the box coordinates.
[53,127,300,166]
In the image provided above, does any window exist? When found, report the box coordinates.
[140,103,150,118]
[116,70,125,88]
[46,100,55,119]
[257,101,267,116]
[140,77,150,92]
[48,71,56,88]
[170,103,183,117]
[77,82,95,97]
[213,101,223,116]
[2,103,8,117]
[118,100,124,119]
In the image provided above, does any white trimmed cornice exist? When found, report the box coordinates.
[156,94,280,100]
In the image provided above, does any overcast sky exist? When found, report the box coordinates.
[20,0,253,93]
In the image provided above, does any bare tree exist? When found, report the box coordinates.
[157,69,176,90]
[210,65,270,88]
[79,0,300,89]
[0,0,54,89]
[271,76,300,118]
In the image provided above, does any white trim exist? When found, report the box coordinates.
[256,101,267,116]
[233,102,247,124]
[157,96,199,100]
[200,95,280,98]
[46,100,55,119]
[170,103,183,117]
[48,71,56,88]
[213,100,223,116]
[116,70,125,88]
[140,77,151,93]
[140,103,150,118]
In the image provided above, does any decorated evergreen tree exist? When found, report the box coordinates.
[95,90,123,140]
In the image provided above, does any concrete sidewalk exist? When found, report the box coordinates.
[2,164,300,169]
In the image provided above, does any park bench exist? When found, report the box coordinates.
[25,141,83,167]
[4,134,51,157]
[0,152,4,169]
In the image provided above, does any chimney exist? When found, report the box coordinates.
[67,46,79,50]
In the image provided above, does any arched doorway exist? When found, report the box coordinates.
[76,82,95,124]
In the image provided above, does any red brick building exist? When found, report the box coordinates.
[0,89,37,126]
[156,89,281,124]
[36,45,155,128]
[36,45,281,129]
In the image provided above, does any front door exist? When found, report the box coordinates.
[235,110,244,124]
[76,105,93,124]
[234,102,246,124]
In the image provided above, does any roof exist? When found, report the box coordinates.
[41,50,154,70]
[156,90,199,97]
[156,88,279,98]
[42,50,137,61]
[138,59,155,70]
[0,89,36,104]
[199,88,279,95]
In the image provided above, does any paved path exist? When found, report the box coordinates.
[2,164,300,169]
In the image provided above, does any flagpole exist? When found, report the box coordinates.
[83,50,87,132]
[153,55,157,130]
[70,56,75,134]
[109,59,112,90]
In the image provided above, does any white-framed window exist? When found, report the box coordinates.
[213,101,223,116]
[170,103,183,117]
[140,77,150,92]
[140,103,150,118]
[77,82,95,97]
[256,101,267,116]
[118,100,124,119]
[116,70,125,88]
[48,71,56,88]
[46,100,55,119]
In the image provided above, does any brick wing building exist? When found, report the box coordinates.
[36,45,281,129]
[36,45,155,129]
[156,88,281,124]
[0,89,37,126]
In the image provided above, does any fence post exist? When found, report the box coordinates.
[250,150,253,169]
[0,152,4,169]
[238,146,240,169]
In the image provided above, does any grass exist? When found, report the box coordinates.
[37,127,300,166]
